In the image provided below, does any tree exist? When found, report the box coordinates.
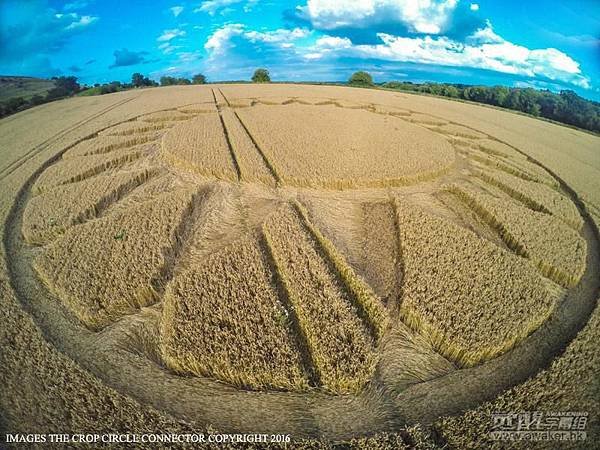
[160,76,176,86]
[348,71,373,87]
[29,94,45,105]
[131,73,145,88]
[192,74,207,84]
[252,68,270,83]
[160,76,191,86]
[5,96,25,113]
[54,76,80,93]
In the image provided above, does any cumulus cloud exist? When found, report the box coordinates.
[470,3,479,11]
[157,28,186,42]
[109,48,149,68]
[204,23,309,58]
[304,23,590,88]
[0,1,99,65]
[202,23,313,79]
[304,36,352,60]
[200,15,591,90]
[170,5,184,17]
[297,0,458,35]
[204,23,245,56]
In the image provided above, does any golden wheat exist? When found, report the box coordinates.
[33,147,147,194]
[395,198,559,367]
[160,113,238,181]
[160,233,308,391]
[219,109,277,186]
[477,167,583,229]
[98,120,169,137]
[137,110,191,123]
[262,203,376,393]
[34,187,197,330]
[433,123,487,139]
[361,201,401,307]
[439,297,600,449]
[23,169,155,244]
[407,113,448,126]
[177,103,217,114]
[448,184,586,287]
[235,104,455,189]
[464,145,558,188]
[63,132,160,159]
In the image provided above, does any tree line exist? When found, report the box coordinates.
[3,68,598,134]
[383,81,600,132]
[0,76,82,117]
[347,72,600,133]
[0,69,271,118]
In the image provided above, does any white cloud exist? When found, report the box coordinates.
[315,35,352,49]
[157,28,186,42]
[204,23,245,56]
[204,24,309,58]
[159,42,181,54]
[64,1,90,11]
[201,20,591,90]
[303,36,352,59]
[170,5,184,17]
[297,0,458,34]
[243,0,259,12]
[177,51,202,63]
[195,0,242,15]
[308,24,590,88]
[244,28,309,44]
[470,3,479,11]
[466,20,503,44]
[64,14,98,30]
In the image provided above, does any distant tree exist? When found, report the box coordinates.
[160,76,176,86]
[489,86,509,106]
[45,86,70,100]
[45,76,80,100]
[131,72,145,88]
[7,96,26,111]
[54,76,80,93]
[252,68,271,83]
[29,94,45,105]
[160,76,190,86]
[192,73,207,84]
[440,84,460,98]
[348,71,373,87]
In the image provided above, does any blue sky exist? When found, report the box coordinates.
[1,0,599,100]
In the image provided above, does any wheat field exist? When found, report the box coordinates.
[1,83,598,448]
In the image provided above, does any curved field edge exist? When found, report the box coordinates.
[0,86,598,446]
[5,142,598,437]
[437,289,600,449]
[391,162,600,427]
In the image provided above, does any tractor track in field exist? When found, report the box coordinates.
[0,96,138,182]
